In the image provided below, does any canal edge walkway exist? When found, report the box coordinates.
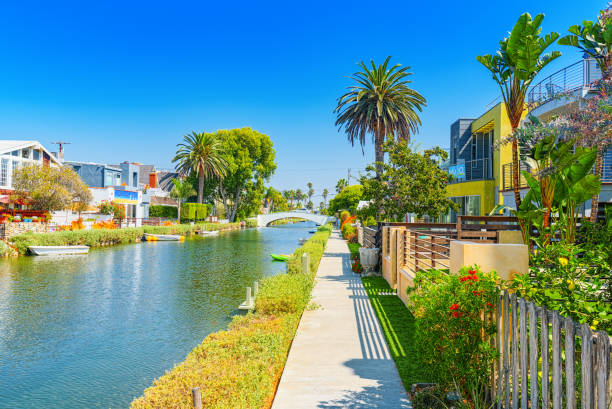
[272,230,411,409]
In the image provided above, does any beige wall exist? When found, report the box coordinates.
[449,241,528,281]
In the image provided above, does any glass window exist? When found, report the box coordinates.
[0,159,8,186]
[11,150,18,156]
[104,171,115,187]
[33,149,40,160]
[132,172,138,187]
[21,149,29,159]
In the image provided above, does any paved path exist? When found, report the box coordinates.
[272,231,411,409]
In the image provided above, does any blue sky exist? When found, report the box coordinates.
[0,0,604,201]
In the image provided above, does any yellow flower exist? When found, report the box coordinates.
[566,280,576,291]
[533,249,538,256]
[558,257,569,266]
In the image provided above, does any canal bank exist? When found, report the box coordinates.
[0,222,313,409]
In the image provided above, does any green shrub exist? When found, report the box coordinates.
[287,224,332,274]
[0,240,15,257]
[180,202,209,221]
[341,223,355,240]
[245,218,258,228]
[256,273,313,315]
[149,205,178,219]
[407,266,500,395]
[131,313,299,409]
[340,210,350,222]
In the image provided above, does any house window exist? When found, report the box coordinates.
[11,150,18,156]
[104,171,116,187]
[33,150,40,161]
[21,149,29,159]
[1,159,8,186]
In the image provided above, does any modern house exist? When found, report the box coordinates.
[66,161,150,220]
[443,57,611,221]
[0,140,62,206]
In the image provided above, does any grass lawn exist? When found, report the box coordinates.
[361,276,431,389]
[347,242,361,258]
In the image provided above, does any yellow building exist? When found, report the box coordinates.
[444,102,524,221]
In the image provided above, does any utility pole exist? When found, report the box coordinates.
[51,141,71,162]
[347,168,352,185]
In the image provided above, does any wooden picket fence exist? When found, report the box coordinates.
[492,290,611,409]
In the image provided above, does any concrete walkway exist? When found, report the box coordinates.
[272,231,411,409]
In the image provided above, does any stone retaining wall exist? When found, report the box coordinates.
[0,222,54,239]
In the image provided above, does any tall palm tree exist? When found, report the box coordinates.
[335,56,426,175]
[322,188,329,207]
[173,131,228,204]
[307,182,314,203]
[295,188,303,207]
[169,178,196,221]
[477,13,560,208]
[335,178,347,193]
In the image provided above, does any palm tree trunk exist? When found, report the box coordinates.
[177,199,181,221]
[511,137,522,208]
[590,144,603,223]
[375,126,384,177]
[198,174,204,204]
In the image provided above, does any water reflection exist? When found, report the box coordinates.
[0,222,313,409]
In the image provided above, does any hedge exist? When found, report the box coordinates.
[149,205,178,219]
[287,224,332,274]
[130,224,333,409]
[180,203,212,221]
[9,222,243,255]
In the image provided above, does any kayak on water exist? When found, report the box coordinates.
[270,253,291,261]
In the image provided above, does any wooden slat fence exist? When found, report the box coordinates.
[362,226,376,248]
[493,290,611,409]
[401,230,453,275]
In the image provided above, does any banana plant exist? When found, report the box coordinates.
[558,9,612,74]
[477,12,561,209]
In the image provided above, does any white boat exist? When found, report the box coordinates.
[28,245,90,256]
[200,230,219,236]
[144,233,183,241]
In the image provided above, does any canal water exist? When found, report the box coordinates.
[0,222,315,409]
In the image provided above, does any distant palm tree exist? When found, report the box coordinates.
[335,178,347,193]
[322,188,329,207]
[307,182,314,203]
[173,131,228,203]
[169,178,196,221]
[282,190,293,209]
[335,56,426,175]
[295,188,304,207]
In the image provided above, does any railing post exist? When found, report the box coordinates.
[302,252,310,274]
[192,387,202,409]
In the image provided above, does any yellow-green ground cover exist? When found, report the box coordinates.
[130,224,332,409]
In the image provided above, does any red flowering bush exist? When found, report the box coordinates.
[351,259,363,274]
[407,265,500,395]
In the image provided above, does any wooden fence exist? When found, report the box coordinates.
[492,290,610,409]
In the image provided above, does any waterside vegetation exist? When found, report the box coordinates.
[130,224,332,409]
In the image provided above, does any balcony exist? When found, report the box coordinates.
[527,59,601,106]
[449,158,492,183]
[501,162,531,191]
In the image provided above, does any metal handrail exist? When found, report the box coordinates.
[527,59,601,105]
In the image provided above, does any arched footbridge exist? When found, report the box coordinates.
[256,211,335,227]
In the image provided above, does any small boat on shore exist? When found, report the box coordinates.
[270,253,291,261]
[199,230,219,236]
[28,245,90,256]
[144,233,184,242]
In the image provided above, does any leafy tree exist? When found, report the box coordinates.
[328,185,363,214]
[169,178,196,221]
[216,128,276,221]
[307,200,313,211]
[335,56,426,175]
[12,164,92,213]
[558,7,612,74]
[477,13,561,208]
[173,131,228,204]
[322,188,329,208]
[265,187,288,212]
[360,140,457,221]
[335,178,347,193]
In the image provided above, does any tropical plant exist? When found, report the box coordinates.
[335,56,426,175]
[407,266,500,397]
[327,185,363,214]
[335,178,347,193]
[477,12,561,208]
[322,188,329,208]
[306,182,314,203]
[295,188,304,207]
[360,140,457,221]
[169,178,197,221]
[173,131,228,204]
[12,164,92,213]
[558,7,612,74]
